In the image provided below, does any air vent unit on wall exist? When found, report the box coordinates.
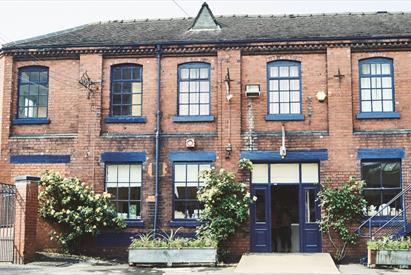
[245,84,261,98]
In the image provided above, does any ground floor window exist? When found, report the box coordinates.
[105,164,142,219]
[173,162,211,220]
[361,160,402,216]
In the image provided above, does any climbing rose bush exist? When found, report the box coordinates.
[197,166,251,244]
[318,176,367,263]
[38,171,125,253]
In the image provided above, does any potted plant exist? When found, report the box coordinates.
[367,237,411,267]
[128,230,217,266]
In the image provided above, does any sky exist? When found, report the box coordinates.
[1,0,411,46]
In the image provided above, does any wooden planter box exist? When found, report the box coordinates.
[368,249,411,267]
[128,248,217,266]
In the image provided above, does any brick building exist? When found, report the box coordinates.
[1,2,411,260]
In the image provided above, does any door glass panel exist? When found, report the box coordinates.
[301,163,319,183]
[255,189,266,223]
[305,189,316,223]
[271,164,299,183]
[252,164,269,183]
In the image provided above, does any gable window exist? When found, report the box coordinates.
[357,58,399,119]
[176,63,212,119]
[266,60,304,121]
[17,66,48,120]
[361,160,402,217]
[173,162,211,220]
[105,164,142,220]
[110,64,143,117]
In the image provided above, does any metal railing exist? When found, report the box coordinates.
[0,183,16,263]
[356,184,411,240]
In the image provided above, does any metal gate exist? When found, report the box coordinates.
[0,183,16,263]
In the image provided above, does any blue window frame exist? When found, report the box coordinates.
[177,63,211,117]
[361,160,402,217]
[266,60,303,121]
[105,163,142,221]
[173,162,211,221]
[110,64,143,117]
[358,58,398,119]
[17,66,49,119]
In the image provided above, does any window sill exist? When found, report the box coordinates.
[12,118,50,125]
[125,220,144,228]
[105,116,147,123]
[356,112,400,120]
[172,115,215,123]
[265,114,305,121]
[170,220,200,227]
[363,217,404,227]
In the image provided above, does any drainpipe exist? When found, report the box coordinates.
[153,44,162,238]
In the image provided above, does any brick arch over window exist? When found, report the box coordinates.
[110,63,143,117]
[266,60,303,121]
[177,62,211,117]
[17,65,49,120]
[357,57,398,119]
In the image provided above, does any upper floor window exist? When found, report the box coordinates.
[361,160,402,217]
[267,60,302,117]
[110,64,142,117]
[173,162,211,220]
[106,163,142,220]
[17,66,48,119]
[178,63,210,116]
[359,58,395,114]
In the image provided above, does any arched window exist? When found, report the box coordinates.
[267,60,303,120]
[17,66,49,119]
[177,62,211,116]
[358,58,395,115]
[110,64,143,117]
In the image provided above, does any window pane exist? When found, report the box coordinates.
[112,68,121,79]
[382,162,401,188]
[180,68,189,79]
[39,71,48,82]
[129,202,140,219]
[130,186,141,201]
[372,101,382,112]
[361,89,371,100]
[361,101,371,112]
[187,164,199,182]
[279,80,289,91]
[106,165,118,183]
[255,189,266,222]
[289,66,299,77]
[270,92,279,103]
[113,105,122,115]
[190,93,199,103]
[189,105,199,115]
[305,189,316,223]
[117,201,129,219]
[123,82,131,93]
[132,105,141,116]
[112,83,121,93]
[381,77,392,88]
[252,164,269,183]
[362,162,381,188]
[270,103,279,114]
[372,89,382,100]
[186,186,198,199]
[279,92,289,102]
[381,63,391,74]
[301,163,319,183]
[290,103,300,114]
[174,201,186,219]
[382,191,402,214]
[200,93,209,104]
[132,93,142,105]
[269,80,279,91]
[122,94,132,105]
[129,165,142,184]
[290,91,300,102]
[118,187,128,200]
[289,80,299,90]
[382,101,393,112]
[270,66,278,77]
[361,78,371,88]
[190,68,199,79]
[132,82,142,93]
[180,93,188,104]
[199,68,209,79]
[199,81,209,92]
[190,82,199,92]
[364,190,380,213]
[180,81,189,93]
[174,164,186,182]
[186,201,200,219]
[117,165,130,182]
[279,66,289,77]
[38,95,47,106]
[271,164,299,183]
[38,107,47,118]
[123,68,132,80]
[199,104,209,115]
[30,71,39,82]
[382,89,393,100]
[362,64,370,75]
[280,103,289,114]
[179,105,188,115]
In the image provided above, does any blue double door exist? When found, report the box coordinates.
[250,183,321,253]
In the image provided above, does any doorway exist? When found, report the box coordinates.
[271,186,299,252]
[250,163,322,253]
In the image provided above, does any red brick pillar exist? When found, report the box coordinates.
[14,176,40,263]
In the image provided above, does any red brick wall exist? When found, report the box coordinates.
[3,44,411,261]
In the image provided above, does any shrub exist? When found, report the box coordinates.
[38,171,125,253]
[196,165,251,245]
[129,230,217,249]
[368,237,411,250]
[318,176,367,263]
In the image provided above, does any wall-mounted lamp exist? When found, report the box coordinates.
[316,91,327,102]
[225,143,232,159]
[245,84,261,98]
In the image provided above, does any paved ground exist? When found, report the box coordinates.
[1,260,411,274]
[235,253,340,274]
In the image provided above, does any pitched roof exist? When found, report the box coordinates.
[3,6,411,50]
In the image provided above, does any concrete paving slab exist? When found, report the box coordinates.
[235,253,340,274]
